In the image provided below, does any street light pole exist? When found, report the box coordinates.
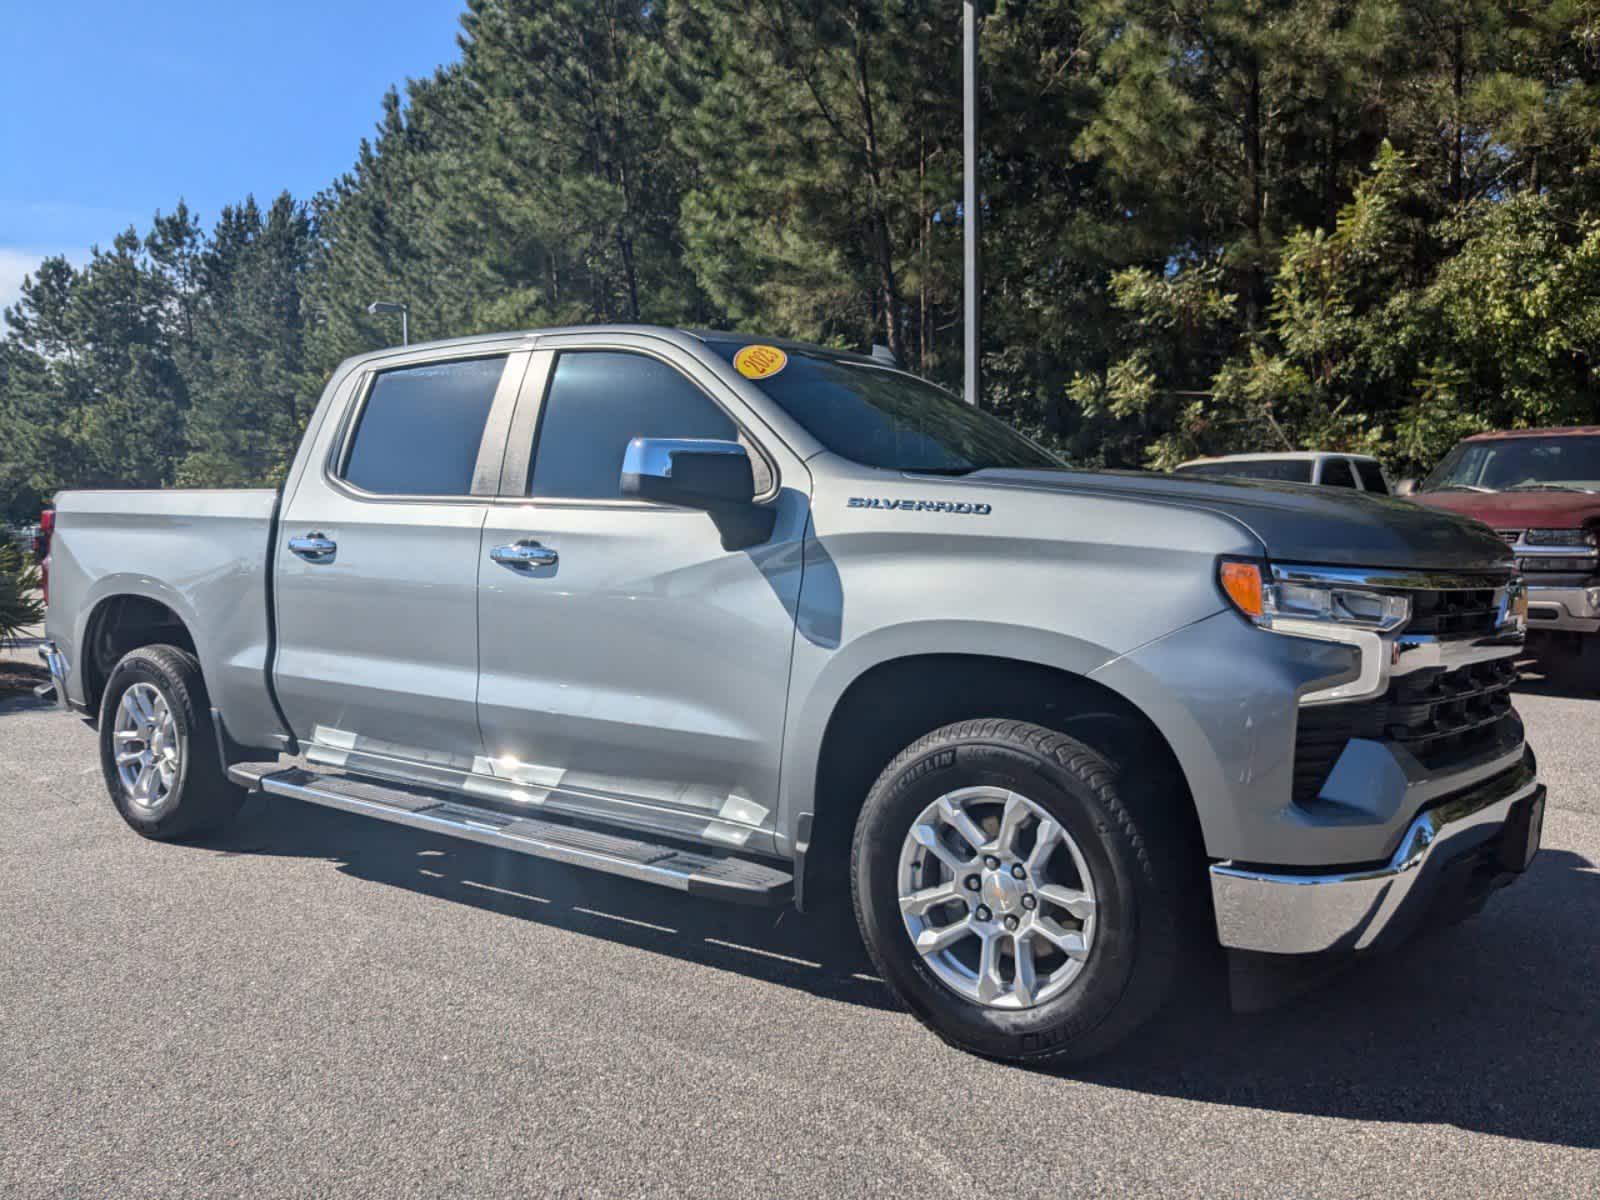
[963,0,981,407]
[366,300,410,346]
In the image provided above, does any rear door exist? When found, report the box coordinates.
[474,336,808,850]
[273,348,529,770]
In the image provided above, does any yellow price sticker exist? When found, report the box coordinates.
[733,344,788,380]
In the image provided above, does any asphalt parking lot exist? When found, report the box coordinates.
[1,661,1596,1197]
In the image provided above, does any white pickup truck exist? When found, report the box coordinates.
[37,326,1544,1062]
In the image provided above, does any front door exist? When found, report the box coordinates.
[273,350,527,770]
[475,340,806,849]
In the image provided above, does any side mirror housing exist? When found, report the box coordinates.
[620,438,756,510]
[1394,478,1418,497]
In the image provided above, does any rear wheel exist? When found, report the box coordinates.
[98,645,243,839]
[851,718,1192,1063]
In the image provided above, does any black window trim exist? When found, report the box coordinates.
[324,348,529,505]
[495,338,782,508]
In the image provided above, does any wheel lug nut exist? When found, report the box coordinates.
[984,856,1000,870]
[1022,895,1036,910]
[964,875,981,891]
[975,905,992,922]
[1004,915,1019,931]
[1011,864,1026,880]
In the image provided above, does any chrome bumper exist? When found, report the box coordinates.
[1211,756,1543,955]
[35,641,69,711]
[1525,582,1600,633]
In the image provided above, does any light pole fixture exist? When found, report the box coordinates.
[962,0,981,407]
[366,300,409,346]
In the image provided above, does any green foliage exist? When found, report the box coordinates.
[0,541,43,645]
[3,0,1599,504]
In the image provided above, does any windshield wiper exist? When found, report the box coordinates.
[901,466,980,476]
[1505,483,1598,493]
[1430,484,1494,493]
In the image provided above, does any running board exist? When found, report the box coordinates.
[229,764,792,906]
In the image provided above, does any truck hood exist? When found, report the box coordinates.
[973,468,1513,572]
[1408,489,1600,531]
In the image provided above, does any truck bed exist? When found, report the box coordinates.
[45,489,286,750]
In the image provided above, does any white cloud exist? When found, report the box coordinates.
[0,247,88,317]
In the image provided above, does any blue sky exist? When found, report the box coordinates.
[0,1,465,310]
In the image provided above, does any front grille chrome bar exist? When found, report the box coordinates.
[1270,563,1525,706]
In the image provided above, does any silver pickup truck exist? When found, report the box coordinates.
[38,326,1545,1062]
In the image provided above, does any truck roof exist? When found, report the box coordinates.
[338,325,884,371]
[1462,425,1600,441]
[1178,450,1379,466]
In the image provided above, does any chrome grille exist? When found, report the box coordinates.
[1496,529,1523,545]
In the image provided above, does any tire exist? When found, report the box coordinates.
[98,644,243,840]
[850,718,1193,1064]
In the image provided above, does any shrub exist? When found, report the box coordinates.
[0,541,44,646]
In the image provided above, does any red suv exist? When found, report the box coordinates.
[1409,427,1600,661]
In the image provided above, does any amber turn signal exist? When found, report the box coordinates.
[1219,560,1265,619]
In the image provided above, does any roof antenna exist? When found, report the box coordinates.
[871,343,899,366]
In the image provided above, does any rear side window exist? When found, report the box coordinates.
[527,351,739,499]
[342,356,506,496]
[1355,460,1389,493]
[1320,458,1358,488]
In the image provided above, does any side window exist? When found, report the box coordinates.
[341,356,506,496]
[1319,457,1358,488]
[1355,460,1389,493]
[527,351,749,499]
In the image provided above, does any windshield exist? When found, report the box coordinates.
[1175,459,1314,484]
[1422,436,1600,494]
[709,342,1062,473]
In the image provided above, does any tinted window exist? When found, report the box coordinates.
[1355,460,1388,493]
[707,342,1059,473]
[342,356,506,496]
[1175,459,1314,483]
[528,352,739,499]
[1320,458,1358,488]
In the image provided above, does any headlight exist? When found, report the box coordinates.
[1523,528,1597,547]
[1219,560,1411,632]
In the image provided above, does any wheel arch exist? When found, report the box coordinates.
[793,647,1203,909]
[78,586,201,719]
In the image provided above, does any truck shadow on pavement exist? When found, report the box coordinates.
[1067,844,1600,1150]
[203,795,1600,1150]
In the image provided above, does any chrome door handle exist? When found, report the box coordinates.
[490,540,558,568]
[287,533,337,562]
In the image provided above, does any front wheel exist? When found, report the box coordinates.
[98,644,243,840]
[851,718,1192,1064]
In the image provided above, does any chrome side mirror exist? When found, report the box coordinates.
[620,439,756,511]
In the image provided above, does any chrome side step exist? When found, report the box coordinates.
[229,764,793,906]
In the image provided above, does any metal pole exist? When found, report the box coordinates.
[963,0,981,407]
[401,307,409,346]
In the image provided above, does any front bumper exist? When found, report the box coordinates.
[1210,753,1543,955]
[1525,582,1600,633]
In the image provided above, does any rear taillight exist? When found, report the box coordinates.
[38,508,53,606]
